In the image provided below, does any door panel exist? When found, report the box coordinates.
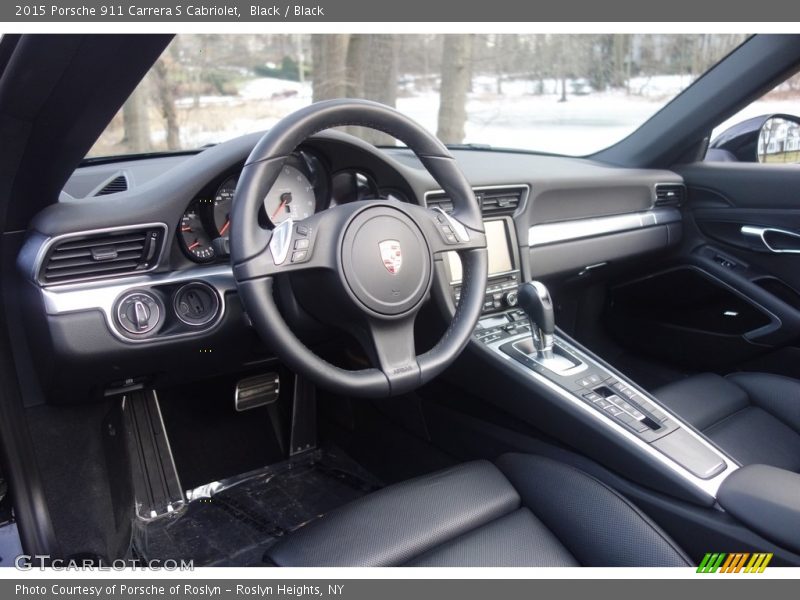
[609,163,800,376]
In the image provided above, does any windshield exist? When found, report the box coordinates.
[88,34,748,159]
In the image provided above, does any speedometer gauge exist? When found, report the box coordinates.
[264,165,316,225]
[179,204,215,262]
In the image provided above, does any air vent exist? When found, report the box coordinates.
[477,189,523,216]
[95,174,129,196]
[425,195,455,214]
[654,184,686,207]
[40,226,165,285]
[426,186,525,216]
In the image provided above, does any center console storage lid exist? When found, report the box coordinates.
[717,464,800,554]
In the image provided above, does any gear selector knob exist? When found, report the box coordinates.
[518,281,555,357]
[519,281,554,335]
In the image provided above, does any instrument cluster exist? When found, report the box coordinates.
[177,148,409,263]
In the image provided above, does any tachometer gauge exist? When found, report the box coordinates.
[179,205,216,262]
[264,165,316,225]
[213,175,237,238]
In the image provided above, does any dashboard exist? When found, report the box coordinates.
[17,129,685,403]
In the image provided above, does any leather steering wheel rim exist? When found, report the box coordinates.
[230,99,488,397]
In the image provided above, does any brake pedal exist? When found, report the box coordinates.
[235,373,280,412]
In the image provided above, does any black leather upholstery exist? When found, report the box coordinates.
[266,454,691,567]
[654,372,800,472]
[718,464,800,554]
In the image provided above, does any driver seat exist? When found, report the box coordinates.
[265,454,691,567]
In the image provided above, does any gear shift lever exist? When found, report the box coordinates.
[518,281,555,359]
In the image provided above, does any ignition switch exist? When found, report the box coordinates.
[173,282,220,327]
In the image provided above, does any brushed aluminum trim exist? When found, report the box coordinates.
[528,207,681,247]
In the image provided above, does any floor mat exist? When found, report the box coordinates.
[158,376,287,490]
[131,447,381,566]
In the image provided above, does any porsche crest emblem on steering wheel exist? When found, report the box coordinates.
[379,239,402,275]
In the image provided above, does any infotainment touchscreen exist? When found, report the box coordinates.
[446,219,512,283]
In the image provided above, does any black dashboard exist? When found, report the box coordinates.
[16,129,685,403]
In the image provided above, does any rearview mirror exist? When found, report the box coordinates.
[757,116,800,164]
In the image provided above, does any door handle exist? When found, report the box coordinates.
[741,225,800,254]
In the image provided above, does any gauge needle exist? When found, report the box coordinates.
[181,226,192,232]
[188,241,200,250]
[271,200,287,220]
[219,219,230,236]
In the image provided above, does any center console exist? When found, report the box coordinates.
[442,215,737,503]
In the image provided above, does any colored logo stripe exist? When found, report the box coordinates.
[745,553,773,573]
[697,552,773,573]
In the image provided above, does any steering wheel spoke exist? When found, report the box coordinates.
[232,211,338,281]
[406,204,487,256]
[363,315,421,394]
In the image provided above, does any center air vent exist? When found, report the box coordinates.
[654,184,686,207]
[39,226,165,285]
[426,186,526,217]
[94,174,129,196]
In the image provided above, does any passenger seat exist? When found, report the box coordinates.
[654,373,800,472]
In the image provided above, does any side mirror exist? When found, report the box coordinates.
[708,113,800,163]
[757,116,800,164]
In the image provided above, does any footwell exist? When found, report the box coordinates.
[131,447,381,566]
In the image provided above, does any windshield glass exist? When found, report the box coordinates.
[88,34,748,158]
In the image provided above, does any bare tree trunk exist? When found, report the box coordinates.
[612,34,628,89]
[295,34,306,83]
[345,34,367,98]
[152,58,180,150]
[361,35,399,145]
[339,34,399,145]
[121,85,151,153]
[437,34,473,145]
[311,34,350,102]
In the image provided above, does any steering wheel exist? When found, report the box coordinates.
[230,99,487,397]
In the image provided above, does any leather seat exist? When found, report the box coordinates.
[654,372,800,472]
[265,454,690,567]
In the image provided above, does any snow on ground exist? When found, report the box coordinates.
[171,75,800,156]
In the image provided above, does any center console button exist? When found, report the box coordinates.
[605,405,624,417]
[617,412,636,425]
[651,409,669,422]
[504,291,519,307]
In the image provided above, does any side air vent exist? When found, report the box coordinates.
[39,226,165,285]
[426,186,526,217]
[94,174,129,196]
[654,184,686,207]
